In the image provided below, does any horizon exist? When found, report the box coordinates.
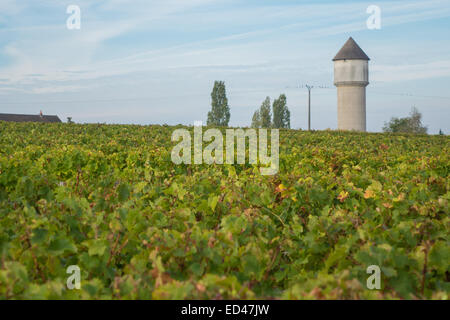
[1,0,449,133]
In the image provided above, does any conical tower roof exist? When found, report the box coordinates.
[333,37,370,61]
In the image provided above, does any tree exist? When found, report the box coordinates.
[260,97,272,128]
[439,129,444,135]
[383,107,427,134]
[251,97,272,128]
[251,110,261,128]
[272,94,290,129]
[408,107,428,134]
[67,117,73,124]
[207,81,230,127]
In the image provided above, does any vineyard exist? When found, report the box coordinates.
[0,122,448,299]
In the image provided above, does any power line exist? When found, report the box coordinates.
[1,87,449,106]
[286,85,450,101]
[286,84,331,130]
[369,91,450,100]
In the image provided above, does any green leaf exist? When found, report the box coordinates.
[189,262,204,277]
[87,240,108,256]
[48,238,77,254]
[208,195,219,212]
[429,241,450,273]
[324,246,347,272]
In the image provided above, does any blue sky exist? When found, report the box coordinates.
[0,0,449,133]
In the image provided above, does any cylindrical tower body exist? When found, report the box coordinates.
[333,37,370,132]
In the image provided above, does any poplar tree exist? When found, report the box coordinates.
[207,81,230,127]
[251,110,261,128]
[259,97,272,128]
[272,94,290,129]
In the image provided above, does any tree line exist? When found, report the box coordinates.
[207,81,436,134]
[206,80,290,129]
[251,95,290,129]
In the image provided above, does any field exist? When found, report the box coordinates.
[0,122,448,299]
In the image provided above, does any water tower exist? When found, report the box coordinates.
[333,37,370,132]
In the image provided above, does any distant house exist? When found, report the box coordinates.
[0,112,62,123]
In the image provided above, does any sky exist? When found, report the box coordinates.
[0,0,449,133]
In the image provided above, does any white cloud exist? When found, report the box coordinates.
[2,0,450,88]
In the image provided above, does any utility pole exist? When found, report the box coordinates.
[305,85,313,131]
[285,84,331,131]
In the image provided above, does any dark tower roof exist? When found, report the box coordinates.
[333,37,370,61]
[0,113,62,123]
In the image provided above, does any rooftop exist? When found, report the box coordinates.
[0,113,62,123]
[333,37,370,61]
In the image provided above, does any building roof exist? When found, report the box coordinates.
[0,113,62,123]
[333,37,370,61]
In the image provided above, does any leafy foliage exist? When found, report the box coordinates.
[260,97,272,128]
[272,94,290,129]
[383,107,428,134]
[207,81,230,127]
[0,122,448,300]
[251,110,261,129]
[251,97,272,129]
